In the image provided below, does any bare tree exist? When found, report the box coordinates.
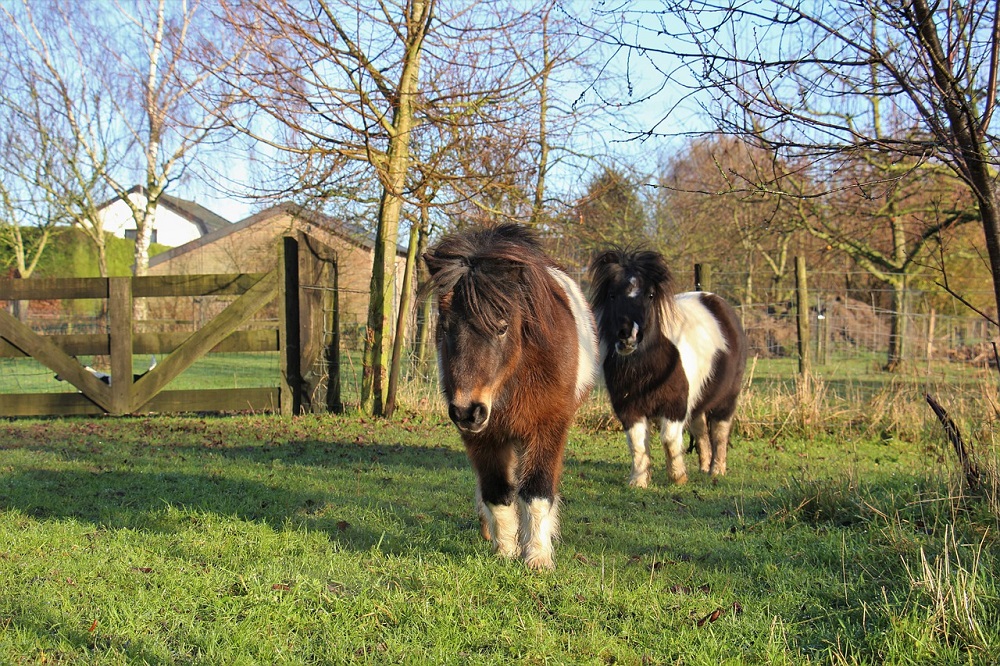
[656,136,801,304]
[1,0,242,291]
[601,0,1000,325]
[215,0,441,414]
[215,0,607,415]
[0,2,111,281]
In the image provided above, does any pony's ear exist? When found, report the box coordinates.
[589,250,620,272]
[423,251,445,277]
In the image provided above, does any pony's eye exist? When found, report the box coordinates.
[497,323,509,338]
[648,291,655,300]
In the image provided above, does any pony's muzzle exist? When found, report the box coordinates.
[449,400,490,433]
[615,321,641,355]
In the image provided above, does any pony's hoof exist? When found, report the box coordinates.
[523,554,555,571]
[480,516,493,541]
[710,465,726,476]
[671,474,689,485]
[628,474,650,488]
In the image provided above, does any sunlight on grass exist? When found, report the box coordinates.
[0,411,998,663]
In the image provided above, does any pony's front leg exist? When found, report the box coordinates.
[518,465,561,571]
[624,418,652,488]
[473,449,520,560]
[659,418,688,484]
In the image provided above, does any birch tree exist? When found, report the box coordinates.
[0,0,241,291]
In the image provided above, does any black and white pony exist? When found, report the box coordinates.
[589,249,747,487]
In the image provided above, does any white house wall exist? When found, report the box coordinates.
[98,192,203,247]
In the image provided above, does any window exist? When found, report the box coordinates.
[123,229,157,243]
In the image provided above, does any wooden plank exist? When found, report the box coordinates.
[0,273,268,301]
[132,273,267,297]
[0,392,106,417]
[142,388,279,414]
[0,308,113,411]
[109,277,133,415]
[0,388,278,417]
[0,330,278,358]
[0,277,108,300]
[0,334,109,358]
[132,329,279,354]
[128,270,280,412]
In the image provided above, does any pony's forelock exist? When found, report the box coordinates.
[424,225,556,335]
[588,248,676,315]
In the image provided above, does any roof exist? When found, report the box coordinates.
[158,192,231,234]
[149,202,407,268]
[99,185,231,234]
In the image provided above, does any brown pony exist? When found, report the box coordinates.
[423,224,598,571]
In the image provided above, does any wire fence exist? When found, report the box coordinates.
[4,266,996,417]
[320,266,998,414]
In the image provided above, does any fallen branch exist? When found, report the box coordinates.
[926,393,980,493]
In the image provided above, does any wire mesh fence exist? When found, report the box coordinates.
[4,264,996,429]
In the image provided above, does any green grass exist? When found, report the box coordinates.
[0,354,279,394]
[1,413,998,664]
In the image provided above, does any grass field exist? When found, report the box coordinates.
[1,407,998,664]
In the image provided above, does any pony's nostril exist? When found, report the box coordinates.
[618,321,639,343]
[449,401,489,431]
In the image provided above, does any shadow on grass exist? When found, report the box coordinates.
[0,425,934,589]
[0,436,480,556]
[5,597,177,665]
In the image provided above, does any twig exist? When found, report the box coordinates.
[933,281,999,328]
[925,393,980,493]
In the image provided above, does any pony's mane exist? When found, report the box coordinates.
[425,224,560,335]
[588,247,677,318]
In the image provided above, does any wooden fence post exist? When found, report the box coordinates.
[326,258,342,413]
[293,231,341,414]
[280,236,302,416]
[815,299,829,366]
[108,277,133,415]
[795,256,811,377]
[694,263,712,292]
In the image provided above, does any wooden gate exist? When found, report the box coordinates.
[0,233,340,418]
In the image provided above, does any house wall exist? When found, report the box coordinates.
[146,208,409,348]
[100,193,203,247]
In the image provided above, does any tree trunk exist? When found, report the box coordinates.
[385,223,421,418]
[360,0,431,416]
[908,0,1000,327]
[362,190,402,414]
[885,277,907,372]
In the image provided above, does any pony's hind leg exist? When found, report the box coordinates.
[625,418,653,488]
[708,417,733,476]
[659,417,688,484]
[689,412,711,473]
